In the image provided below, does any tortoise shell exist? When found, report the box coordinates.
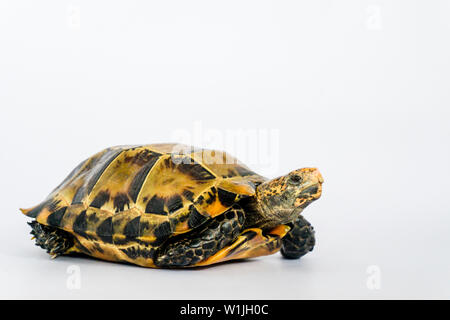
[22,144,267,254]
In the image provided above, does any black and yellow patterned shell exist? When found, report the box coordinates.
[22,144,267,247]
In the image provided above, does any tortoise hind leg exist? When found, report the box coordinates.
[155,204,245,268]
[28,221,75,258]
[280,215,315,259]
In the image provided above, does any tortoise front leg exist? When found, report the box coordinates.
[154,204,245,268]
[194,225,290,266]
[280,215,315,259]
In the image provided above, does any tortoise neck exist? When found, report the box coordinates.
[238,183,280,230]
[252,178,301,229]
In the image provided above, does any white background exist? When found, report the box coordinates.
[1,1,449,299]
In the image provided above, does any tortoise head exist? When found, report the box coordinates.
[255,168,323,228]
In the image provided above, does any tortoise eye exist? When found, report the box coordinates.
[289,175,302,184]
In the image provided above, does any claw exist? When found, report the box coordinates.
[28,220,74,257]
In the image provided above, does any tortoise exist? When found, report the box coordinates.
[21,144,323,268]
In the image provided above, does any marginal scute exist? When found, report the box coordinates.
[123,216,140,238]
[26,195,70,226]
[153,221,172,239]
[96,217,113,243]
[57,204,86,232]
[111,208,142,244]
[217,178,259,197]
[187,205,208,229]
[217,188,238,207]
[72,210,88,237]
[138,213,169,243]
[22,199,53,218]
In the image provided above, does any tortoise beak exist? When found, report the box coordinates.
[292,169,323,209]
[308,168,323,184]
[315,169,324,184]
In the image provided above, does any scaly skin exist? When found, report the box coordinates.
[155,204,245,267]
[281,216,315,259]
[28,221,74,257]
